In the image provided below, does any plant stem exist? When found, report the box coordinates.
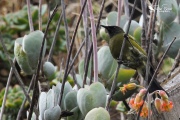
[28,5,59,120]
[146,0,156,52]
[81,0,89,84]
[16,75,35,120]
[60,0,78,94]
[124,0,130,19]
[0,35,32,104]
[117,0,122,26]
[0,59,15,120]
[87,0,98,82]
[66,40,85,79]
[47,13,63,62]
[83,40,93,87]
[58,0,88,106]
[141,0,148,50]
[26,0,34,32]
[83,0,106,86]
[39,0,42,30]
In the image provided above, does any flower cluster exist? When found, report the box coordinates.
[129,88,173,118]
[154,90,173,113]
[129,88,150,118]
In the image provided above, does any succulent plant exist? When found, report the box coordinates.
[14,30,46,75]
[84,107,110,120]
[0,85,30,119]
[43,61,56,81]
[38,80,87,120]
[39,89,61,120]
[158,0,178,24]
[123,20,141,36]
[97,46,117,81]
[77,82,107,117]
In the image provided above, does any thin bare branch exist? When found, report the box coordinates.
[124,0,130,18]
[0,59,15,119]
[58,0,88,107]
[66,40,85,79]
[28,5,59,120]
[117,0,122,26]
[39,0,42,30]
[26,0,34,32]
[141,0,148,50]
[87,0,98,82]
[0,35,31,104]
[47,13,63,61]
[16,75,35,120]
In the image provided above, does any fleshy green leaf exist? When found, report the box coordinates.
[77,82,106,116]
[14,37,34,74]
[23,30,46,69]
[106,11,128,28]
[43,62,56,80]
[84,107,110,120]
[133,27,142,44]
[98,46,117,80]
[107,68,136,88]
[123,20,140,36]
[39,92,47,120]
[162,22,180,58]
[158,0,178,24]
[46,89,55,109]
[64,91,78,110]
[44,105,61,120]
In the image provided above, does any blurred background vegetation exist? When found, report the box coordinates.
[0,0,142,87]
[0,0,179,119]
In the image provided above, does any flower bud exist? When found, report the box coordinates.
[158,90,168,100]
[139,88,147,97]
[125,83,137,90]
[120,83,137,94]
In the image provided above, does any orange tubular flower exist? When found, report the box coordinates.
[154,98,163,113]
[161,99,173,112]
[134,94,143,108]
[140,102,149,118]
[129,98,135,108]
[129,94,144,110]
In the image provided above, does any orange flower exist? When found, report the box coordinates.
[161,99,173,112]
[129,98,135,108]
[154,98,163,113]
[120,86,127,95]
[120,83,137,94]
[158,90,168,100]
[129,94,144,110]
[140,102,149,118]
